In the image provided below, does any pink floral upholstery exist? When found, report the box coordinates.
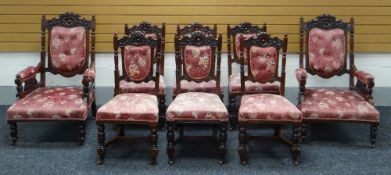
[239,94,301,123]
[96,93,158,123]
[249,46,278,83]
[83,68,95,82]
[229,73,280,94]
[234,33,257,61]
[124,45,152,81]
[173,80,223,94]
[308,28,346,77]
[119,75,165,95]
[7,87,88,121]
[354,70,374,85]
[145,33,157,40]
[184,46,212,79]
[17,66,39,82]
[50,26,87,77]
[167,92,228,122]
[300,88,379,122]
[295,68,307,82]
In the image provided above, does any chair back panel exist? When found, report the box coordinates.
[183,46,212,80]
[123,45,152,81]
[248,46,278,83]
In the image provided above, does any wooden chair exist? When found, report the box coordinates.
[227,23,271,130]
[297,14,380,147]
[6,12,96,145]
[176,23,217,38]
[166,31,228,165]
[237,32,301,165]
[96,31,162,165]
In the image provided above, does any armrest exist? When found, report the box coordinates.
[16,66,39,82]
[354,70,374,85]
[83,68,95,83]
[295,68,307,84]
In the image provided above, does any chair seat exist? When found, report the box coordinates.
[7,87,88,121]
[239,94,301,123]
[119,75,165,95]
[166,92,228,122]
[96,93,159,123]
[173,80,224,94]
[300,88,380,122]
[229,73,280,94]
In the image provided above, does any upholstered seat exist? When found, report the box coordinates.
[239,94,301,123]
[167,92,228,122]
[229,73,280,94]
[96,93,158,123]
[300,88,380,122]
[120,75,165,95]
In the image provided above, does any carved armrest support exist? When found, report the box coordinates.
[295,68,307,104]
[354,70,375,105]
[15,66,40,99]
[354,70,374,85]
[82,68,95,102]
[16,66,39,82]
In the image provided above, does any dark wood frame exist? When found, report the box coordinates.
[298,14,378,147]
[176,23,217,38]
[8,12,96,146]
[236,33,301,165]
[96,31,161,165]
[226,23,267,130]
[167,30,228,165]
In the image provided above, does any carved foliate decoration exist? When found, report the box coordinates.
[178,23,214,36]
[128,21,162,35]
[177,31,217,47]
[244,32,283,49]
[230,22,266,35]
[119,31,158,48]
[47,12,91,30]
[304,14,349,31]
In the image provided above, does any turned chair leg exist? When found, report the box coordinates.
[158,96,166,130]
[291,125,301,166]
[218,124,227,165]
[370,123,379,148]
[78,122,86,145]
[228,96,237,131]
[238,125,248,165]
[9,122,17,146]
[301,123,308,142]
[150,126,158,165]
[97,124,106,165]
[91,100,97,119]
[167,122,175,165]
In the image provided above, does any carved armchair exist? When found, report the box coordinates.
[124,22,166,127]
[6,12,96,145]
[166,31,228,164]
[297,14,380,147]
[227,22,270,130]
[237,33,301,165]
[96,31,162,165]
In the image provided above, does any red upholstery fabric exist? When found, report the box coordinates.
[7,87,88,121]
[308,28,345,77]
[249,46,278,83]
[17,66,39,82]
[119,75,165,95]
[173,80,223,94]
[50,26,87,77]
[354,70,374,85]
[228,73,280,94]
[166,92,228,122]
[83,68,95,82]
[295,68,307,82]
[96,93,158,123]
[234,33,257,61]
[184,46,212,79]
[124,45,152,81]
[239,94,301,123]
[300,88,379,122]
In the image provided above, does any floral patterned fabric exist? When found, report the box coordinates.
[354,70,374,85]
[83,68,95,82]
[124,45,152,81]
[300,88,379,122]
[173,80,223,94]
[295,68,307,82]
[166,92,228,122]
[228,73,280,94]
[17,66,39,82]
[7,87,88,121]
[234,33,257,61]
[239,94,301,123]
[249,46,278,83]
[184,46,212,79]
[308,28,346,77]
[96,93,158,123]
[50,26,87,77]
[119,75,165,95]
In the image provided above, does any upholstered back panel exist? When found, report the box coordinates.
[144,33,157,40]
[308,28,346,77]
[123,45,152,81]
[183,45,212,80]
[249,46,278,83]
[235,33,257,61]
[50,26,86,77]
